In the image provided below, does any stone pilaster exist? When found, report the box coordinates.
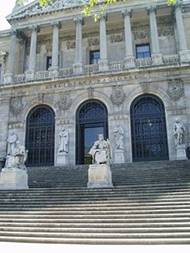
[26,25,38,81]
[4,29,17,84]
[50,22,60,78]
[73,17,83,75]
[99,15,109,72]
[175,2,190,63]
[122,9,135,69]
[148,6,163,65]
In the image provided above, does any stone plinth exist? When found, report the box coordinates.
[0,168,28,190]
[56,153,68,165]
[176,144,187,160]
[87,164,113,188]
[114,150,125,163]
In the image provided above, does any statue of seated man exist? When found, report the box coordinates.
[89,134,111,164]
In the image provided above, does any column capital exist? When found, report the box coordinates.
[74,16,83,24]
[51,21,61,28]
[99,14,107,21]
[147,6,157,15]
[10,28,17,37]
[122,8,132,18]
[29,25,39,32]
[174,0,183,10]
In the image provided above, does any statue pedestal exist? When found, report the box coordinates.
[0,168,28,190]
[176,144,187,160]
[56,152,68,165]
[87,164,113,188]
[114,150,125,163]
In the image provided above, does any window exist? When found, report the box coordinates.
[90,50,100,64]
[136,44,151,59]
[46,56,52,70]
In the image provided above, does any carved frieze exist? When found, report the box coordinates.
[167,79,184,101]
[88,38,99,47]
[10,97,23,115]
[110,86,126,106]
[110,34,124,43]
[66,41,75,50]
[55,93,72,111]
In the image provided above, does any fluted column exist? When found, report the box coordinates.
[73,17,83,74]
[122,9,135,69]
[148,6,163,65]
[175,2,190,63]
[26,25,38,80]
[99,15,109,71]
[50,22,60,78]
[4,29,17,84]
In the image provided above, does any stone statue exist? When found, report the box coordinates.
[89,134,112,164]
[173,119,185,146]
[113,126,124,150]
[7,132,18,156]
[58,128,69,154]
[5,134,28,170]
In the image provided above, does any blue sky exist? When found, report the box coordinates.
[0,0,16,30]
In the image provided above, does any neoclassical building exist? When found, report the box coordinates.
[0,0,190,169]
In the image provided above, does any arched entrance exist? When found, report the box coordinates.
[26,105,55,167]
[131,94,169,162]
[76,100,108,164]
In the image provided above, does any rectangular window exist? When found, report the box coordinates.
[89,50,100,64]
[136,44,151,59]
[46,56,52,70]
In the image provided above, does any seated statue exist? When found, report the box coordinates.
[5,134,28,170]
[89,134,112,164]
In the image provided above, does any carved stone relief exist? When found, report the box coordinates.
[167,79,184,101]
[55,93,72,111]
[10,97,24,115]
[110,86,126,106]
[110,34,124,43]
[66,41,75,50]
[88,38,99,47]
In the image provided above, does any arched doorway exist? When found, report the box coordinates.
[26,105,55,167]
[76,100,108,164]
[131,94,169,162]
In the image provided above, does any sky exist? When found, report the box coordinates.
[0,0,16,31]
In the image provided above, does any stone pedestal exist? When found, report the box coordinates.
[49,69,59,79]
[98,59,109,72]
[73,63,83,75]
[0,168,28,190]
[114,150,125,163]
[176,144,187,160]
[179,50,190,63]
[25,70,35,81]
[87,164,113,188]
[56,153,68,165]
[3,73,13,84]
[152,53,163,65]
[124,56,135,69]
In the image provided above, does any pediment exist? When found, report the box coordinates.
[7,0,87,21]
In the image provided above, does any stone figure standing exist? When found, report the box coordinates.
[89,134,112,164]
[113,126,124,150]
[7,132,18,156]
[173,119,185,146]
[58,128,69,154]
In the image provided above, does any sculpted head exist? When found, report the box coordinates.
[98,134,104,141]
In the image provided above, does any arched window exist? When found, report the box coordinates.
[130,94,169,162]
[26,105,55,167]
[76,100,108,164]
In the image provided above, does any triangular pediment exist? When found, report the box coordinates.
[7,0,88,21]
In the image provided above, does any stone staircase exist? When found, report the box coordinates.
[0,160,190,244]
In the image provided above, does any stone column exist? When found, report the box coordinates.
[175,2,190,63]
[26,25,38,80]
[122,9,135,69]
[73,17,83,74]
[4,30,17,84]
[148,6,163,65]
[50,22,60,78]
[99,15,109,72]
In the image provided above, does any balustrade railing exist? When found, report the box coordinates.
[1,54,182,85]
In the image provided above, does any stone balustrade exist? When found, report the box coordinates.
[0,54,183,85]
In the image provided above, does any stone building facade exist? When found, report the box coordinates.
[0,0,190,168]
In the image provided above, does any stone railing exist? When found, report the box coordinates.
[1,54,182,85]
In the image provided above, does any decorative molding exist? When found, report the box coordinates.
[66,40,75,49]
[110,34,124,43]
[110,86,126,106]
[167,79,184,101]
[88,38,99,47]
[55,93,72,111]
[10,97,24,115]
